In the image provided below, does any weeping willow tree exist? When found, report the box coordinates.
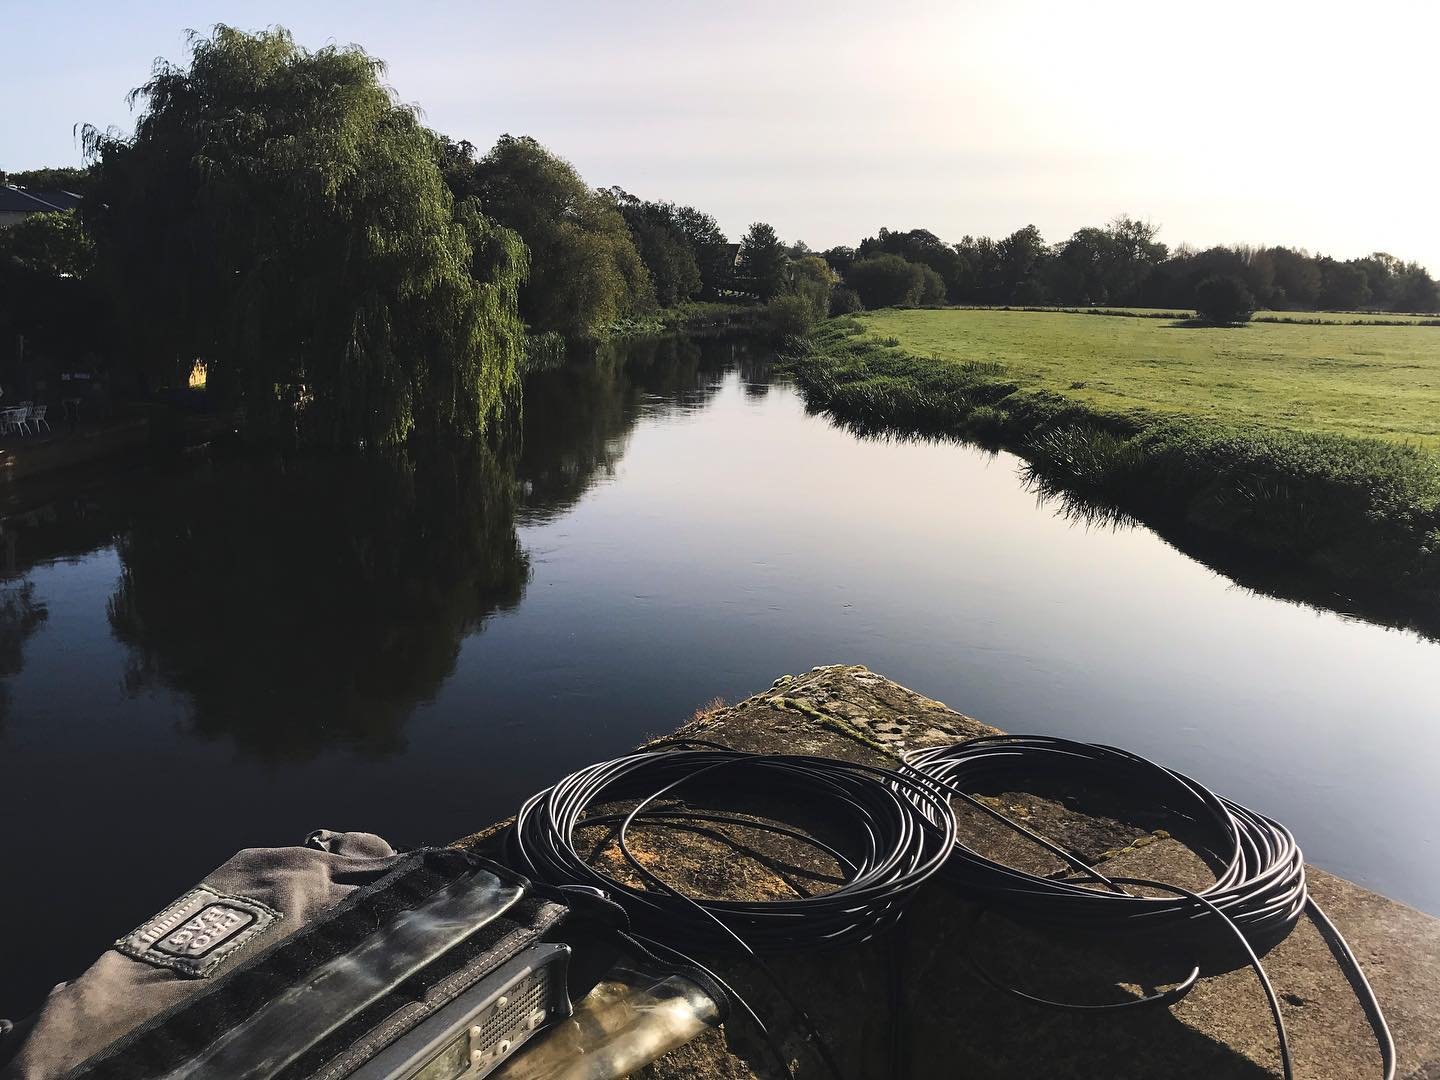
[82,26,527,447]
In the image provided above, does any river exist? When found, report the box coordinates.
[1,334,1436,1012]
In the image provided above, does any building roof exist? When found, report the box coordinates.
[29,189,82,210]
[0,186,81,213]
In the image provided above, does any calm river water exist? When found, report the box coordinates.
[1,335,1436,1011]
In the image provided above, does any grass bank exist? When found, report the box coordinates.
[659,299,770,337]
[789,312,1440,616]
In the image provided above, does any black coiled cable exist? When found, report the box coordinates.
[509,744,957,952]
[507,743,958,1078]
[902,735,1396,1080]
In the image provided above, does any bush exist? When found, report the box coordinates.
[767,293,819,340]
[919,265,947,305]
[847,254,925,309]
[829,286,863,315]
[1195,275,1255,325]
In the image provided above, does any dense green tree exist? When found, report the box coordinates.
[1194,274,1255,325]
[918,265,947,305]
[1392,263,1440,313]
[1047,218,1165,306]
[786,255,837,317]
[0,209,111,379]
[469,135,653,337]
[768,254,836,335]
[995,225,1050,303]
[848,254,925,308]
[736,222,789,301]
[601,188,702,308]
[0,210,94,278]
[858,228,966,301]
[950,235,990,300]
[1318,259,1372,310]
[81,26,525,447]
[667,206,732,297]
[820,246,857,277]
[1263,246,1323,309]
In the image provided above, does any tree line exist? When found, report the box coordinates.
[818,220,1440,315]
[3,25,1435,451]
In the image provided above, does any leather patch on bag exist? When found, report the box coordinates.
[116,886,280,977]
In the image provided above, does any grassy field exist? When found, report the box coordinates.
[858,308,1440,447]
[963,305,1440,325]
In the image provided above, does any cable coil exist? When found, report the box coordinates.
[903,735,1307,935]
[901,734,1395,1080]
[508,744,957,954]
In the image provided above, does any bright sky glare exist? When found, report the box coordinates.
[2,0,1437,269]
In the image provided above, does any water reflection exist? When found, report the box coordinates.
[100,449,530,761]
[519,335,762,518]
[0,335,758,757]
[1018,462,1440,642]
[0,579,47,728]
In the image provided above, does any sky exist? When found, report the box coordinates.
[3,0,1438,270]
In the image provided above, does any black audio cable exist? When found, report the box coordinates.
[901,734,1396,1080]
[506,742,957,1077]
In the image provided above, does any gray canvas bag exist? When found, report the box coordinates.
[0,831,567,1080]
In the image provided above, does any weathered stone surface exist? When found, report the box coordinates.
[469,665,1440,1079]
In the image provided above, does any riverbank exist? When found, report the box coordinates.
[660,299,770,337]
[788,315,1440,623]
[458,664,1440,1078]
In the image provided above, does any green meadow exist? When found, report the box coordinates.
[857,308,1440,447]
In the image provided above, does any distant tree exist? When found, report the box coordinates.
[1,165,95,196]
[1194,274,1255,325]
[847,254,925,308]
[820,246,856,277]
[953,235,1000,301]
[82,26,526,447]
[737,222,788,301]
[1318,259,1372,311]
[858,228,966,301]
[1264,246,1322,310]
[0,210,94,277]
[1391,263,1440,313]
[1105,216,1167,301]
[670,206,732,297]
[918,265,947,305]
[470,135,652,337]
[1048,226,1113,304]
[601,187,701,308]
[996,225,1051,303]
[1353,252,1402,310]
[782,254,837,323]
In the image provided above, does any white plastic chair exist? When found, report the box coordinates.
[31,404,49,434]
[12,406,31,436]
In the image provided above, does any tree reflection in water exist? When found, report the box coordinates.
[0,577,48,729]
[0,333,763,757]
[105,447,529,761]
[518,334,764,518]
